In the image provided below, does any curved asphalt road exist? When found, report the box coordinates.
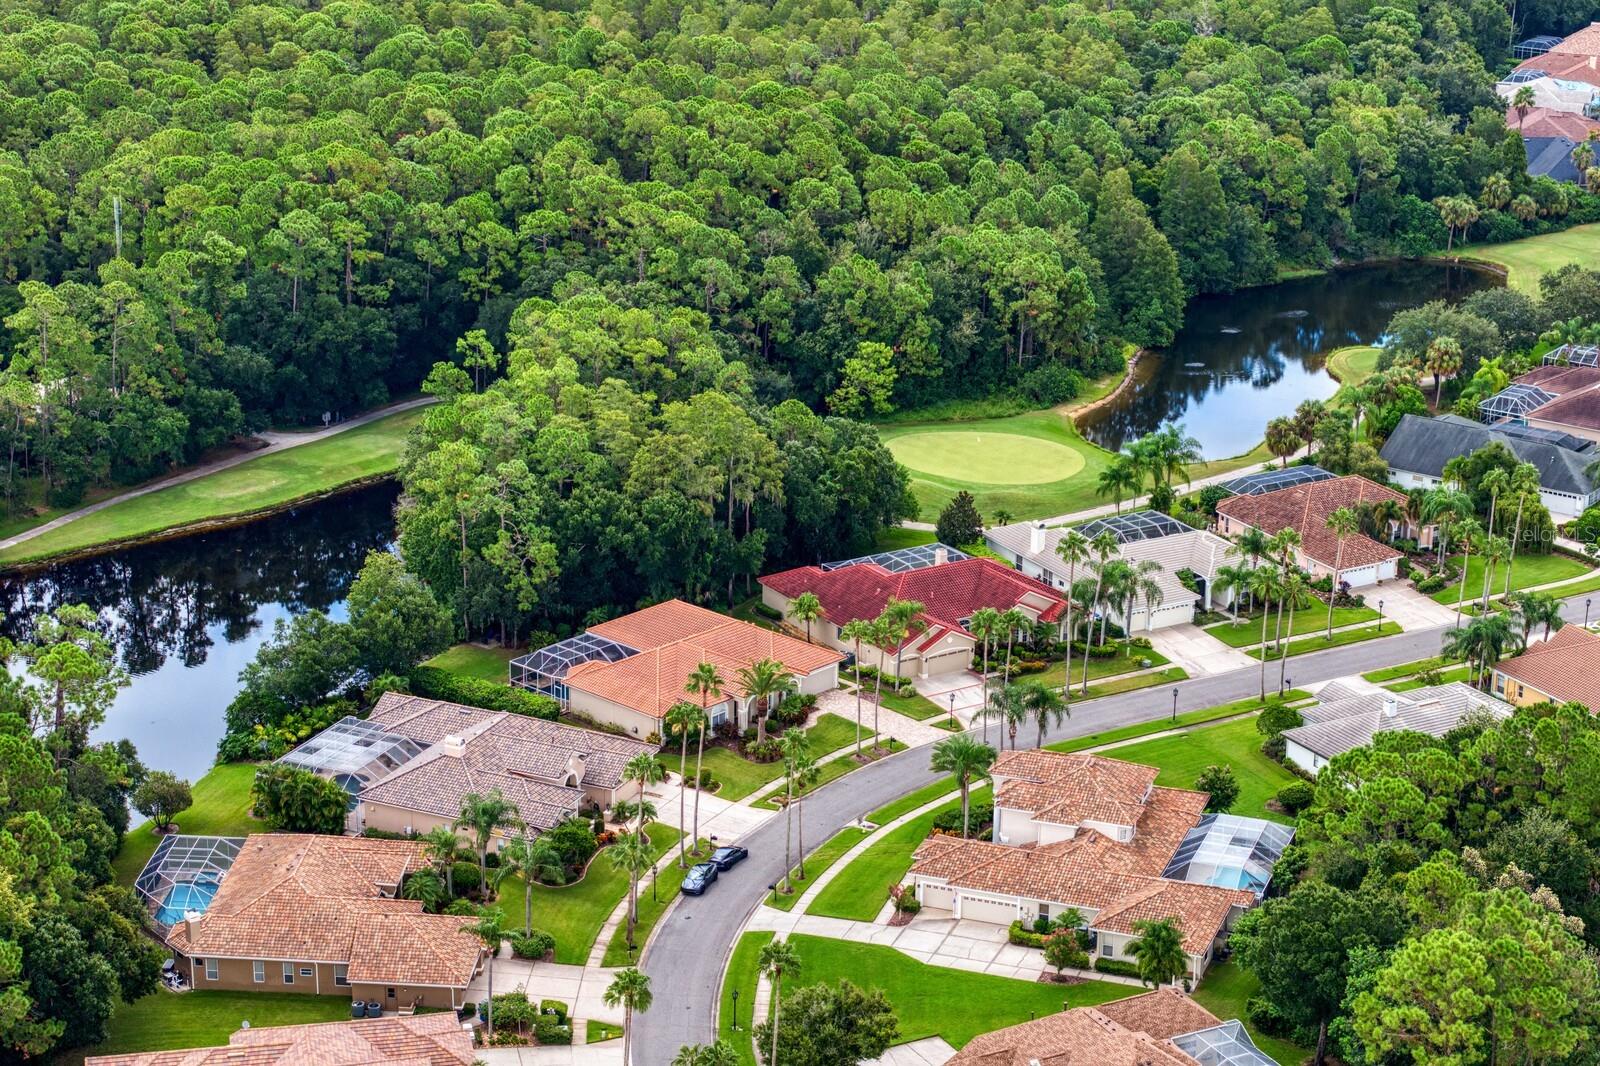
[635,593,1594,1063]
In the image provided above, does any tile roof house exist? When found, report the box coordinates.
[1215,475,1417,589]
[512,599,843,738]
[1508,105,1600,141]
[946,989,1276,1066]
[1505,23,1600,90]
[907,751,1285,980]
[1283,680,1507,773]
[759,553,1066,679]
[1381,413,1599,521]
[162,835,482,1010]
[1492,625,1600,711]
[85,1013,475,1066]
[985,520,1237,631]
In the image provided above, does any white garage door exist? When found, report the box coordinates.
[922,648,971,676]
[920,884,955,911]
[1342,564,1379,588]
[959,896,1017,925]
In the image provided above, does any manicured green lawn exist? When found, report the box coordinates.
[1,408,425,565]
[1430,552,1592,604]
[496,822,681,965]
[876,687,948,721]
[719,931,772,1066]
[1193,961,1313,1065]
[1533,569,1600,597]
[807,798,962,921]
[423,643,519,682]
[729,934,1134,1050]
[872,526,936,551]
[113,763,264,885]
[587,1019,623,1043]
[1024,643,1172,688]
[868,777,961,825]
[753,741,906,810]
[600,837,707,966]
[1389,664,1473,691]
[1246,624,1390,661]
[1450,224,1600,293]
[1325,344,1381,385]
[1362,656,1458,683]
[767,827,870,911]
[1077,666,1189,699]
[1205,606,1377,648]
[1045,692,1312,754]
[59,990,353,1064]
[1101,717,1300,822]
[665,713,867,801]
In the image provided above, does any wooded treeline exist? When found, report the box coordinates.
[3,0,1596,508]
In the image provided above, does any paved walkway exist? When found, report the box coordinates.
[1147,625,1255,676]
[467,956,624,1026]
[0,397,436,551]
[1372,582,1457,629]
[868,1038,957,1066]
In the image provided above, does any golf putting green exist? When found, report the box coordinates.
[885,431,1087,485]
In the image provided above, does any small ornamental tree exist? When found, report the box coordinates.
[132,771,192,833]
[1194,764,1240,813]
[935,491,985,548]
[250,764,347,834]
[1043,931,1087,976]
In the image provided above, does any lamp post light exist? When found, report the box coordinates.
[948,692,956,728]
[1587,599,1593,628]
[1171,687,1179,723]
[732,988,740,1031]
[1377,598,1384,634]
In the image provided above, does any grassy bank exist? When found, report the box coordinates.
[1448,224,1600,293]
[1,408,424,566]
[1430,552,1592,605]
[422,643,519,682]
[1045,692,1311,754]
[600,837,708,966]
[1325,345,1381,385]
[113,762,263,885]
[57,991,353,1065]
[1204,606,1378,648]
[807,797,964,921]
[664,713,869,801]
[1194,961,1313,1065]
[1102,716,1301,822]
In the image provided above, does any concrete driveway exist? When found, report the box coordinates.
[1147,624,1256,676]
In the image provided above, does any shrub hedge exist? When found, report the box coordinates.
[408,665,560,720]
[1093,957,1144,978]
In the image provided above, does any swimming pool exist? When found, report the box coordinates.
[155,876,222,926]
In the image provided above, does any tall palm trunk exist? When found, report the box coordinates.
[1278,599,1296,694]
[1258,597,1270,701]
[1081,577,1106,695]
[485,951,495,1039]
[770,978,784,1066]
[852,645,864,756]
[979,636,991,744]
[796,789,807,879]
[959,776,971,838]
[781,774,794,891]
[691,723,707,856]
[1454,543,1472,630]
[622,1004,633,1066]
[1062,563,1076,700]
[677,730,690,868]
[1503,500,1526,600]
[1326,543,1344,639]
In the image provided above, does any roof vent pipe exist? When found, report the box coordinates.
[1382,696,1399,719]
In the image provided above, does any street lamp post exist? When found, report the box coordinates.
[948,693,956,728]
[1377,598,1384,634]
[1588,599,1593,628]
[1171,687,1179,723]
[732,988,740,1031]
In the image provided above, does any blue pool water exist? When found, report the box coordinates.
[1201,867,1257,891]
[156,877,221,925]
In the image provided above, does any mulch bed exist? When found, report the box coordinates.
[1035,971,1086,985]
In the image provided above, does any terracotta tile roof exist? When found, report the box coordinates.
[1096,989,1224,1040]
[760,556,1068,651]
[1507,106,1600,141]
[563,603,841,720]
[358,693,656,826]
[165,835,480,989]
[85,1013,474,1065]
[1215,474,1404,571]
[992,750,1159,828]
[1513,24,1600,87]
[1494,625,1600,709]
[946,994,1218,1066]
[1089,880,1254,955]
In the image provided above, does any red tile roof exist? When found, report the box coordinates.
[86,1014,475,1066]
[760,557,1067,650]
[1215,475,1404,572]
[1494,624,1600,710]
[1513,25,1600,88]
[564,600,841,720]
[946,999,1211,1066]
[992,750,1160,828]
[1508,106,1600,141]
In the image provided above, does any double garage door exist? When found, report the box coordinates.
[959,896,1019,925]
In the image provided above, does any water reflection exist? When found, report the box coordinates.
[0,484,399,779]
[1077,262,1497,458]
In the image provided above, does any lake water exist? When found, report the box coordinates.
[0,484,399,781]
[1076,261,1498,458]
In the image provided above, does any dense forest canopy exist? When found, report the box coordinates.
[3,0,1596,509]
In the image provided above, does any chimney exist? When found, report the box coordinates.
[1029,522,1046,553]
[1382,696,1398,719]
[440,734,467,758]
[933,545,949,566]
[185,913,204,940]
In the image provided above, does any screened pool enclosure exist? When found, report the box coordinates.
[134,835,244,932]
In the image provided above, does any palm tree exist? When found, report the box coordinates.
[839,618,874,756]
[966,606,1002,743]
[674,1041,739,1066]
[1512,193,1538,222]
[882,597,925,680]
[1155,423,1203,488]
[757,938,801,1066]
[1053,529,1091,697]
[685,662,724,854]
[777,728,809,893]
[1096,453,1143,513]
[1424,336,1462,407]
[1499,465,1542,600]
[1127,917,1188,987]
[1451,517,1483,630]
[1231,527,1271,610]
[1095,558,1134,647]
[997,606,1029,685]
[1022,680,1067,747]
[1267,527,1302,648]
[454,790,523,895]
[930,735,996,839]
[1134,562,1164,636]
[867,616,896,743]
[791,750,820,883]
[604,968,653,1066]
[622,753,666,835]
[1478,534,1511,613]
[1480,171,1511,211]
[1443,612,1520,688]
[736,657,796,746]
[401,868,446,912]
[786,591,822,642]
[988,683,1029,750]
[1246,566,1280,701]
[1276,570,1310,695]
[1480,466,1510,541]
[1513,84,1536,126]
[665,700,702,869]
[496,834,565,935]
[1080,532,1120,695]
[608,831,655,951]
[1216,562,1252,625]
[1323,507,1360,639]
[1421,486,1473,564]
[421,825,460,898]
[461,909,507,1038]
[1511,590,1564,645]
